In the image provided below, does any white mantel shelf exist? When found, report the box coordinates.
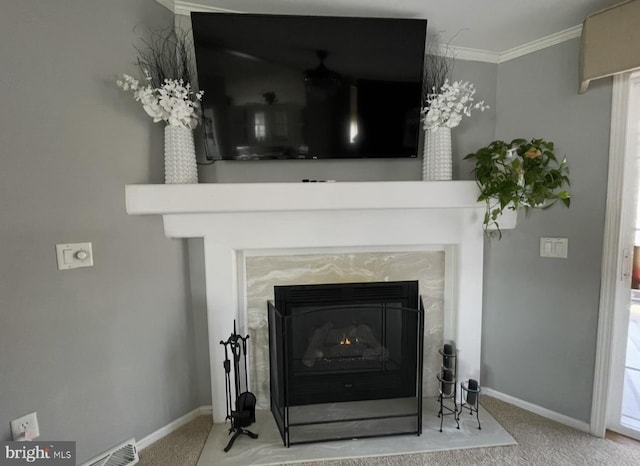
[125,181,487,215]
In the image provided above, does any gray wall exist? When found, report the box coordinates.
[187,239,212,405]
[450,60,497,180]
[482,38,612,422]
[0,0,202,462]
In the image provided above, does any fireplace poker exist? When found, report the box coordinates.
[220,322,258,452]
[221,338,233,423]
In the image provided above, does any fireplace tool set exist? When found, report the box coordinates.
[437,342,481,431]
[220,322,258,452]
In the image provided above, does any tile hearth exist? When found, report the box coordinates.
[196,398,516,466]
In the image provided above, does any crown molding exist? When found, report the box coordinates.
[498,24,582,63]
[154,1,582,64]
[155,0,241,15]
[175,1,241,16]
[447,45,500,64]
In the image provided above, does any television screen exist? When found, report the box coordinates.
[191,13,427,160]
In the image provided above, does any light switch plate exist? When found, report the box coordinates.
[56,242,93,270]
[540,237,568,258]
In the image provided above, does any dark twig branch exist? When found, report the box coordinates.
[133,26,196,89]
[422,34,456,106]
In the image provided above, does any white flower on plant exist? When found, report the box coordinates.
[116,74,139,91]
[117,73,204,129]
[446,113,462,128]
[422,80,489,131]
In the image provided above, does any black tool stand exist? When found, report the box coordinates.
[458,380,481,430]
[220,322,258,452]
[224,421,258,453]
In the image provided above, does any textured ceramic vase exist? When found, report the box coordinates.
[164,125,198,184]
[422,127,452,181]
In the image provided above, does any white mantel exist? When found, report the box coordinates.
[126,181,488,216]
[125,181,515,422]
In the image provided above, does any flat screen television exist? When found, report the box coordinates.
[191,13,427,161]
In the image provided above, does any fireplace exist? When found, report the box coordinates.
[125,181,504,424]
[268,281,424,445]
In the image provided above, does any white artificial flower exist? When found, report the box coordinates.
[423,80,489,131]
[445,113,462,128]
[117,74,204,129]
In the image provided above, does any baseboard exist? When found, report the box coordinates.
[138,405,212,450]
[483,388,590,433]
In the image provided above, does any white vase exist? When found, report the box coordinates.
[422,127,452,181]
[164,125,198,184]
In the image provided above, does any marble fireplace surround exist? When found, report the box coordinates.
[245,250,447,410]
[125,181,516,423]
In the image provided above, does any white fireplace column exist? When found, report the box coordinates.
[125,181,516,423]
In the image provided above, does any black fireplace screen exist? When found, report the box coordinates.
[267,281,424,446]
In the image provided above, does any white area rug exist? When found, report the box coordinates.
[197,398,516,465]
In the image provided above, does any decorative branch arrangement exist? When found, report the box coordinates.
[422,36,455,107]
[116,27,204,129]
[133,27,196,89]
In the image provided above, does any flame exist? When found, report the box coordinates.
[339,336,352,345]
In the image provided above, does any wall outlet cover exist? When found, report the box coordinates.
[10,411,39,441]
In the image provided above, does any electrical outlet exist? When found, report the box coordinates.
[10,412,39,441]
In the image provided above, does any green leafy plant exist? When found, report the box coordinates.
[464,138,571,237]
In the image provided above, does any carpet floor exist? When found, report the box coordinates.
[138,396,640,465]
